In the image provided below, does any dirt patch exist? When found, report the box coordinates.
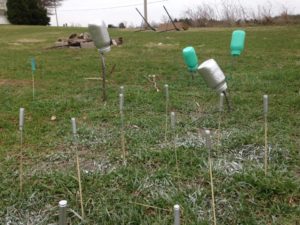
[28,149,117,176]
[0,79,31,87]
[16,38,45,43]
[145,42,179,48]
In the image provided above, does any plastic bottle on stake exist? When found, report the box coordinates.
[88,22,111,53]
[198,59,227,93]
[182,46,198,72]
[230,30,246,56]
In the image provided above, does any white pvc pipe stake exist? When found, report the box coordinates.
[58,200,68,225]
[164,84,169,99]
[120,86,124,95]
[205,129,211,149]
[170,112,176,129]
[219,93,224,112]
[119,93,124,112]
[19,108,25,131]
[174,204,180,225]
[71,118,77,136]
[263,95,268,114]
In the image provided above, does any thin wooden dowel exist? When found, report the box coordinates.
[205,130,217,225]
[209,157,217,225]
[76,152,84,219]
[71,118,84,219]
[217,93,224,147]
[120,93,126,165]
[129,201,171,212]
[263,95,268,175]
[19,129,23,193]
[19,108,25,193]
[264,115,268,175]
[100,53,107,102]
[171,112,179,177]
[164,84,169,142]
[32,71,35,100]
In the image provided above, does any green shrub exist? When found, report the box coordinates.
[6,0,50,25]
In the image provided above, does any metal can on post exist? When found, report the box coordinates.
[198,59,227,94]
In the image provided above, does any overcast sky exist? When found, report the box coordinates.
[49,0,300,27]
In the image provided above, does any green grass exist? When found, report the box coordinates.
[0,25,299,224]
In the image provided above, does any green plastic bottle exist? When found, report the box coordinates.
[182,46,198,72]
[230,30,246,56]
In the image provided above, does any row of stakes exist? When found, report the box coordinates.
[17,82,269,224]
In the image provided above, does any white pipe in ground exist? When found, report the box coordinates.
[174,204,180,225]
[58,200,68,225]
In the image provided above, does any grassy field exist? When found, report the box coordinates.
[0,25,299,224]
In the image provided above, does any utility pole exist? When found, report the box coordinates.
[54,0,59,27]
[144,0,148,29]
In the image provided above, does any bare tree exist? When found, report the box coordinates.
[259,1,274,24]
[279,5,289,23]
[184,3,216,27]
[39,0,64,26]
[40,0,63,9]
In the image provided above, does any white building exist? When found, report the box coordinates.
[0,0,9,24]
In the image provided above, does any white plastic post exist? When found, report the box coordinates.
[120,86,124,95]
[71,118,77,137]
[263,95,268,115]
[165,84,169,100]
[219,93,224,112]
[205,130,212,150]
[58,200,68,225]
[119,94,124,112]
[174,204,180,225]
[19,108,25,131]
[170,112,176,130]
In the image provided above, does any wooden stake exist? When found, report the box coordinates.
[217,93,224,147]
[164,84,169,142]
[71,118,84,219]
[120,93,126,165]
[100,53,107,102]
[31,58,36,100]
[171,112,179,177]
[263,95,268,175]
[205,130,217,225]
[19,108,25,193]
[32,70,35,100]
[129,201,171,212]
